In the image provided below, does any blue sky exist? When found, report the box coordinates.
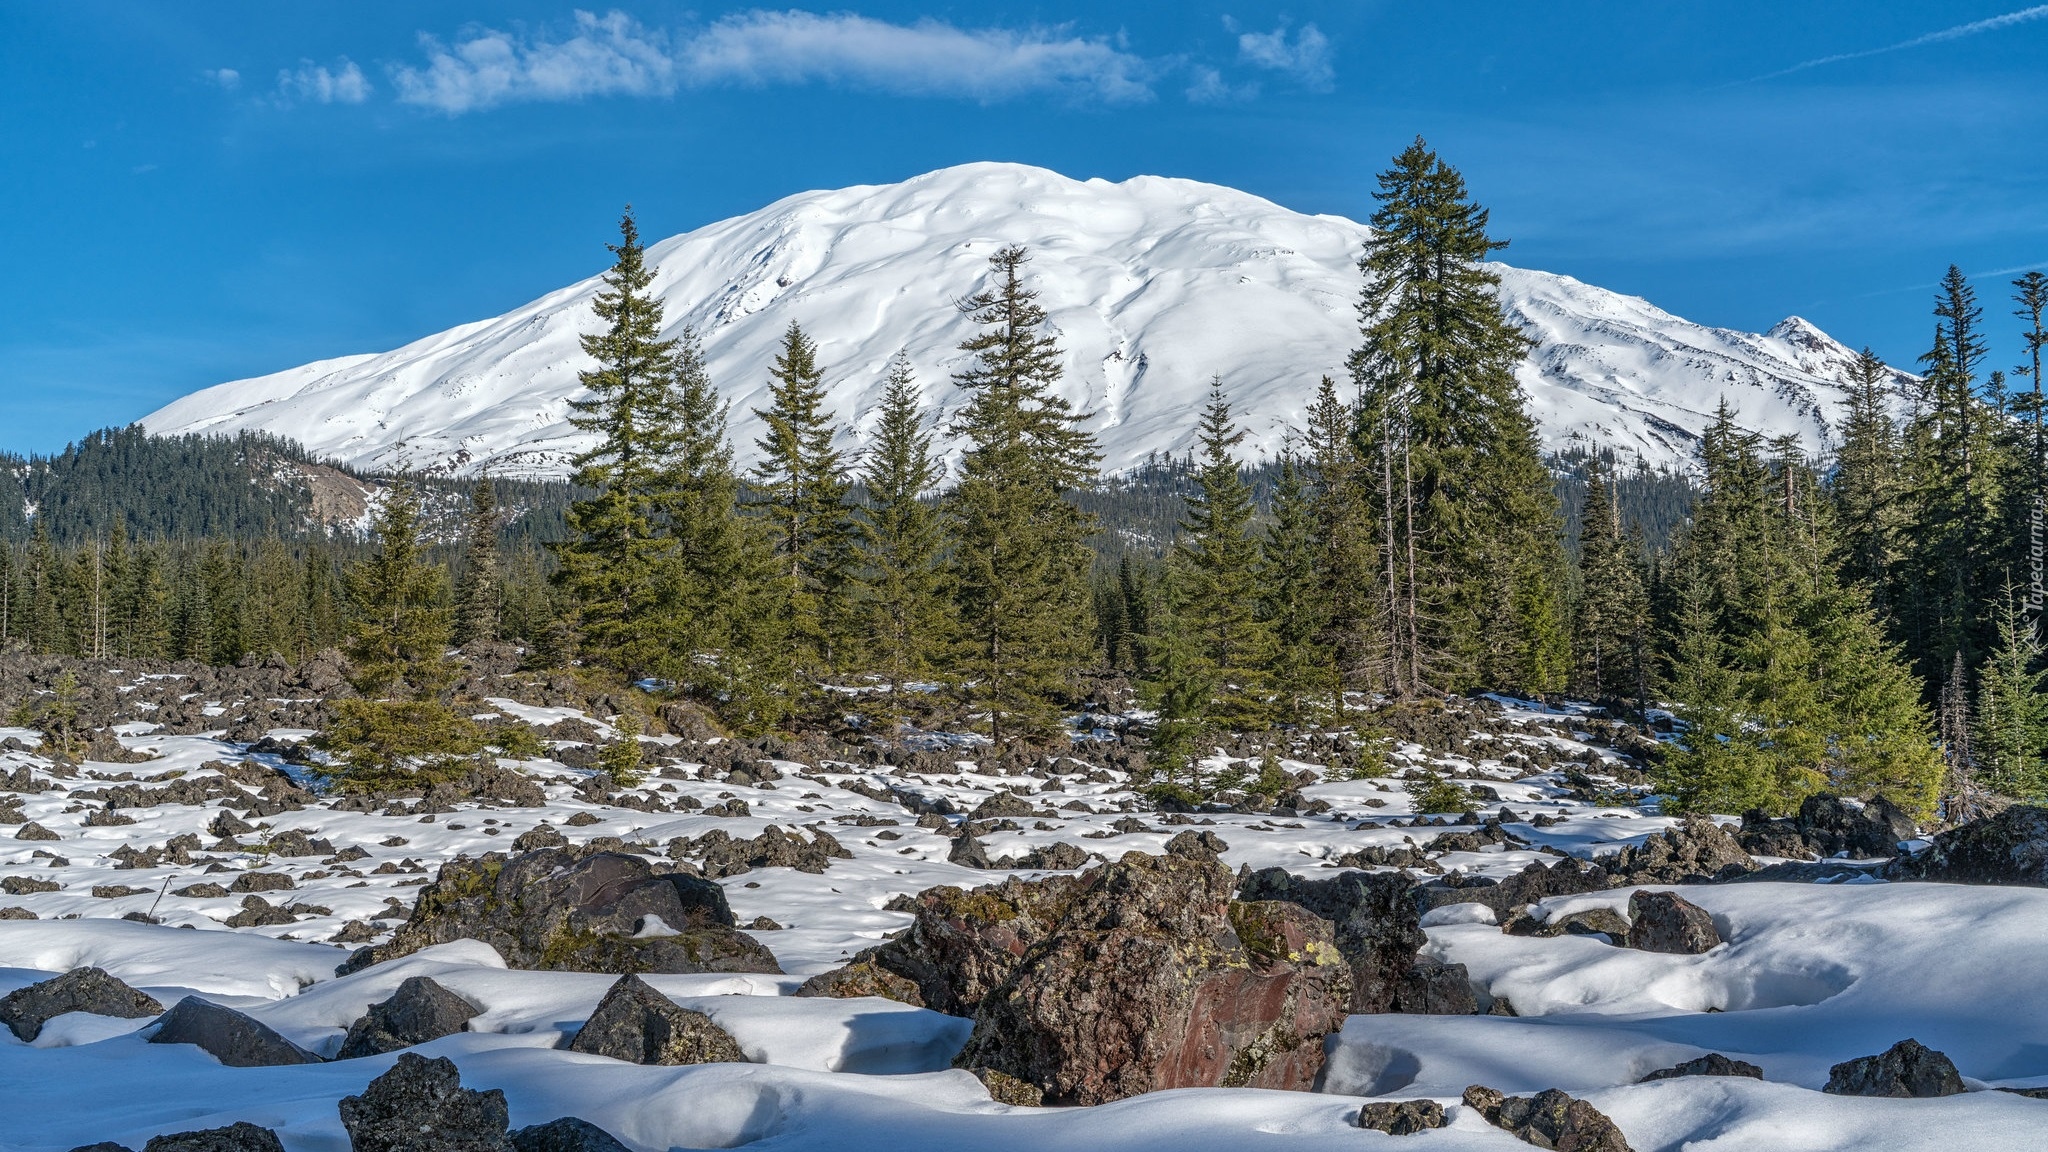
[2,2,2045,456]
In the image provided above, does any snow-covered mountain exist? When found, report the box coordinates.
[143,163,1892,479]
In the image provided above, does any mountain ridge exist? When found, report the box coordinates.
[142,162,1903,478]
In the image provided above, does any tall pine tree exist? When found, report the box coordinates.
[751,321,857,678]
[855,352,947,701]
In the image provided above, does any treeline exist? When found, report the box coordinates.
[0,424,578,546]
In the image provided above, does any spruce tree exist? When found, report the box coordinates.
[454,478,500,646]
[855,352,947,700]
[1349,137,1568,696]
[1302,374,1382,688]
[945,245,1100,743]
[1833,348,1904,605]
[752,321,857,677]
[554,208,684,679]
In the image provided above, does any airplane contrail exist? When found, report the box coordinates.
[1743,4,2048,83]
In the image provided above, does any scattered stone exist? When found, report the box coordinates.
[1462,1085,1634,1151]
[1504,905,1632,940]
[0,906,34,919]
[513,824,567,851]
[508,1117,632,1152]
[141,1122,285,1152]
[1164,829,1229,857]
[668,825,851,879]
[2,875,60,895]
[228,872,295,894]
[1638,1053,1765,1082]
[956,851,1352,1105]
[1823,1039,1965,1098]
[337,976,481,1059]
[1739,794,1916,861]
[0,966,164,1042]
[792,957,926,1006]
[174,882,231,899]
[566,974,747,1065]
[1624,891,1722,954]
[563,812,601,827]
[1357,1099,1447,1135]
[1389,957,1478,1014]
[338,846,780,977]
[147,996,323,1067]
[15,821,60,841]
[1890,805,2048,886]
[339,1052,511,1152]
[1602,818,1755,885]
[67,1143,135,1152]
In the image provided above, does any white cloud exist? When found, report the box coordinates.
[391,10,677,114]
[277,57,371,104]
[203,67,240,91]
[1185,65,1257,104]
[680,10,1152,102]
[386,7,1154,114]
[1235,21,1332,91]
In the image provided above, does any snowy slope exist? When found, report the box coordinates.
[142,163,1896,479]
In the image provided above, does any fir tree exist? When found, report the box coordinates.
[454,478,501,646]
[1573,457,1649,705]
[855,352,948,701]
[945,245,1101,743]
[752,321,857,677]
[1975,585,2048,800]
[1302,374,1381,688]
[1833,348,1904,604]
[1349,138,1567,696]
[317,483,476,790]
[1261,454,1335,722]
[1162,384,1272,725]
[554,209,685,680]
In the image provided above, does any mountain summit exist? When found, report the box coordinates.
[143,162,1881,478]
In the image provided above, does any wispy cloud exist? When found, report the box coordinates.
[389,8,1154,114]
[1746,4,2048,83]
[202,68,240,91]
[1233,20,1332,91]
[1185,64,1257,104]
[277,58,371,104]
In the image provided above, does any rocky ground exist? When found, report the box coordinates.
[0,653,2043,1151]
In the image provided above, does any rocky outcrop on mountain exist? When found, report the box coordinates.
[337,846,780,977]
[955,850,1352,1104]
[565,974,747,1065]
[339,1053,511,1152]
[1462,1085,1634,1151]
[1888,805,2048,885]
[0,966,163,1042]
[1823,1039,1965,1098]
[337,976,480,1059]
[1739,795,1916,861]
[1237,867,1426,1013]
[147,997,323,1067]
[1625,891,1722,954]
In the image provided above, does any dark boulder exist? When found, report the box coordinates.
[1,966,163,1042]
[337,847,780,977]
[1415,858,1616,921]
[956,851,1352,1105]
[337,976,480,1059]
[1889,805,2048,886]
[67,1144,136,1152]
[147,997,322,1067]
[1357,1099,1446,1134]
[792,958,926,1007]
[141,1122,284,1152]
[1238,866,1423,1012]
[508,1118,632,1152]
[1740,795,1916,861]
[973,1068,1045,1106]
[1638,1053,1765,1082]
[1388,957,1478,1014]
[1503,905,1633,940]
[1462,1085,1634,1151]
[1624,891,1722,954]
[668,825,852,879]
[339,1052,511,1152]
[1823,1039,1965,1098]
[566,973,747,1065]
[801,873,1084,1017]
[1602,818,1755,885]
